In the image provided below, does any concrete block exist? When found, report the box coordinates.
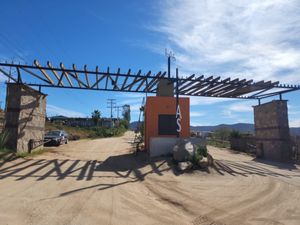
[149,137,177,157]
[149,137,206,158]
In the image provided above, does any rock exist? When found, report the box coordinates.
[173,137,207,162]
[207,153,214,166]
[198,157,209,168]
[177,161,193,171]
[173,139,195,162]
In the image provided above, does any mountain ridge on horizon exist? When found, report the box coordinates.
[130,122,300,136]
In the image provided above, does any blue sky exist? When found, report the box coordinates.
[0,0,300,127]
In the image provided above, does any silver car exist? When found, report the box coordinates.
[44,130,69,146]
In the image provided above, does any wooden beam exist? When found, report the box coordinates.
[16,66,22,83]
[104,68,119,90]
[220,80,262,97]
[121,69,131,90]
[210,78,240,96]
[0,67,18,82]
[34,60,54,85]
[145,71,162,92]
[193,76,221,95]
[47,61,64,87]
[72,64,82,88]
[124,70,142,90]
[108,75,119,90]
[105,67,109,89]
[201,77,231,95]
[249,81,279,97]
[136,71,151,91]
[183,76,213,94]
[84,65,90,88]
[95,66,99,89]
[177,74,195,87]
[60,63,73,87]
[91,68,107,89]
[149,72,167,92]
[179,75,203,91]
[114,68,120,90]
[19,67,52,84]
[65,70,88,88]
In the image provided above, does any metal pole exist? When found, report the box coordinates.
[176,68,179,138]
[168,56,171,79]
[107,99,116,119]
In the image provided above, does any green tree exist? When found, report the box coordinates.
[91,110,101,126]
[213,128,231,141]
[230,130,242,139]
[122,104,131,122]
[119,119,129,130]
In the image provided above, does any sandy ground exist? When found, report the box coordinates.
[0,132,300,225]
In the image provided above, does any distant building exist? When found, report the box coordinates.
[48,115,119,128]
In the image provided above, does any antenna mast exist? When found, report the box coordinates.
[165,49,176,78]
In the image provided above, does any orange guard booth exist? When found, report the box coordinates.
[144,96,190,152]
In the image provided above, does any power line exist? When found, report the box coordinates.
[0,33,28,63]
[107,99,116,119]
[114,106,122,119]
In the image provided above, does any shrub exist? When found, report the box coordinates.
[191,145,208,164]
[230,130,242,139]
[119,119,129,129]
[0,131,9,149]
[69,134,80,141]
[213,128,231,141]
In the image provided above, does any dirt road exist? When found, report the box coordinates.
[1,132,300,225]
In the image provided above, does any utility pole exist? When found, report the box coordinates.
[165,49,176,78]
[107,99,116,119]
[114,106,122,119]
[176,68,180,137]
[0,101,2,110]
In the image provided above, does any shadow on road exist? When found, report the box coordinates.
[0,152,178,181]
[212,159,299,178]
[0,151,299,197]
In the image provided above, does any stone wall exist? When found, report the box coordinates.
[0,109,4,132]
[5,84,47,152]
[254,100,292,161]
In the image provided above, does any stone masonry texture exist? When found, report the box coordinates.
[254,100,292,161]
[5,84,46,152]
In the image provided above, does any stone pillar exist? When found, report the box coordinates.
[157,79,174,97]
[0,109,4,132]
[5,83,47,152]
[253,100,292,161]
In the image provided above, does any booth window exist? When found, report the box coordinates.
[158,114,177,135]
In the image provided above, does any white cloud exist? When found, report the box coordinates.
[221,100,255,123]
[189,96,236,106]
[290,119,300,128]
[190,122,211,126]
[47,104,86,118]
[227,101,255,113]
[190,111,205,117]
[154,0,300,83]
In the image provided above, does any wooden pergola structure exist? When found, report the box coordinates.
[0,60,300,100]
